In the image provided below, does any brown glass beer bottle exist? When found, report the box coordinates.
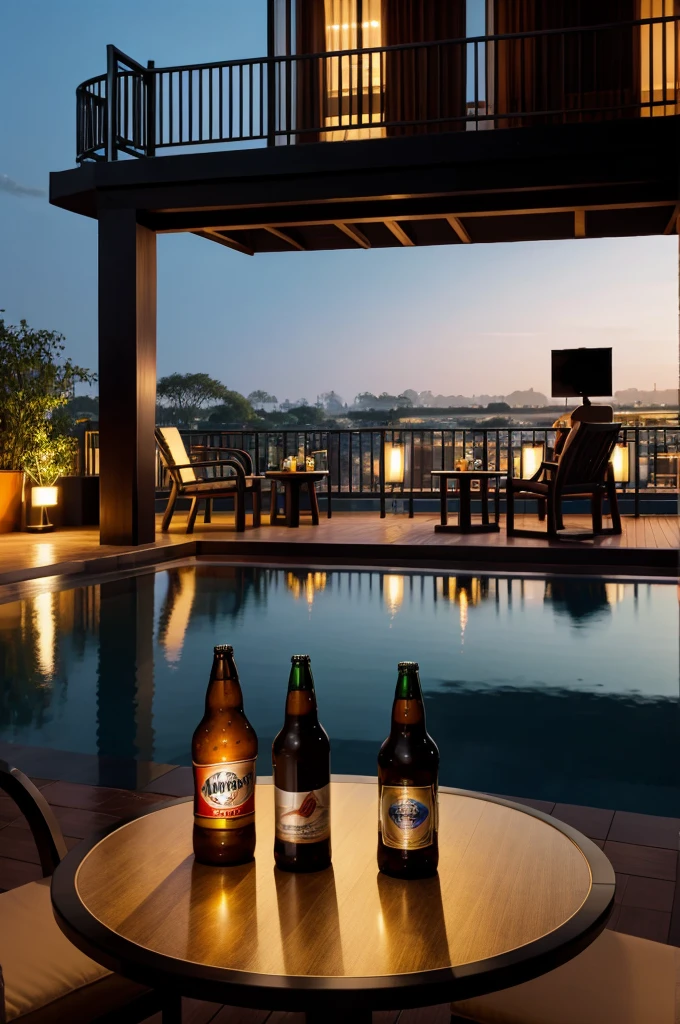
[192,645,258,866]
[273,654,331,872]
[377,661,439,879]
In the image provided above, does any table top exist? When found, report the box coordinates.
[52,779,613,1012]
[431,469,503,478]
[265,470,329,480]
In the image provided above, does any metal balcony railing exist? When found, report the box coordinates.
[79,426,680,518]
[76,15,679,162]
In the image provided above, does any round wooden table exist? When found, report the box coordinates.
[51,779,614,1023]
[265,470,330,527]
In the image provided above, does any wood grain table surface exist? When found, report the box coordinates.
[51,778,614,1016]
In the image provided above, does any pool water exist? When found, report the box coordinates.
[0,564,677,814]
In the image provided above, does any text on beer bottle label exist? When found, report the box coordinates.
[275,784,331,844]
[193,759,256,821]
[379,785,436,850]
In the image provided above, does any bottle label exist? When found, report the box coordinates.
[380,785,436,850]
[193,759,256,828]
[275,784,331,844]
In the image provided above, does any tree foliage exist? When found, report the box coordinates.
[0,318,96,472]
[157,372,229,425]
[247,390,277,407]
[207,390,257,425]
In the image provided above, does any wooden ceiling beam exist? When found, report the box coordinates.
[192,229,254,256]
[446,215,471,243]
[574,209,586,238]
[384,220,414,246]
[264,226,306,251]
[663,203,680,234]
[154,199,675,235]
[334,222,371,249]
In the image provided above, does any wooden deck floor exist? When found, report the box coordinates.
[0,512,677,587]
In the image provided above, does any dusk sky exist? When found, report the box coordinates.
[1,0,677,404]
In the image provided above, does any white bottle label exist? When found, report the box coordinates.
[275,784,331,844]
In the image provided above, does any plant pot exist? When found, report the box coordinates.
[0,470,25,533]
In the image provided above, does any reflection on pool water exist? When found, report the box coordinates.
[0,565,677,814]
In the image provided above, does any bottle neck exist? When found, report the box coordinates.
[285,661,318,719]
[205,650,244,712]
[391,669,426,732]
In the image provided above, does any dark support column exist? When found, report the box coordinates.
[98,208,157,545]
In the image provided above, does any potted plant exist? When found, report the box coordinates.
[23,429,80,532]
[0,317,95,532]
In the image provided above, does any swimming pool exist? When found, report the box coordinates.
[0,563,677,814]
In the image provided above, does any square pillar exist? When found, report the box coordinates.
[98,208,157,545]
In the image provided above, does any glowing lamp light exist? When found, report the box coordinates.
[27,485,59,534]
[610,444,630,484]
[520,443,545,480]
[384,441,405,484]
[32,486,59,508]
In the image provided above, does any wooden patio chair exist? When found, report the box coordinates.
[156,426,262,534]
[451,927,679,1024]
[0,760,158,1024]
[507,421,622,539]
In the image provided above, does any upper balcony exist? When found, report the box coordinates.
[77,9,679,163]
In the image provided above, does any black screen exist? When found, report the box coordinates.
[551,348,612,398]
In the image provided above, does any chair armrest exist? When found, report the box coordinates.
[540,461,559,473]
[0,761,67,876]
[173,459,246,480]
[191,447,255,475]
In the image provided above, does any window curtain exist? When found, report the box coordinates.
[491,1,641,127]
[381,0,467,136]
[296,0,326,143]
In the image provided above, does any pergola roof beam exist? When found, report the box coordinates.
[334,222,371,249]
[384,220,414,246]
[264,226,306,251]
[192,229,254,256]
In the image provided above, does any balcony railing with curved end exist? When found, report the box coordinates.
[76,15,680,162]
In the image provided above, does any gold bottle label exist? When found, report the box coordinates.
[275,784,331,844]
[379,785,436,850]
[193,759,256,830]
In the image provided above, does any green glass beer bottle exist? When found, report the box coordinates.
[377,661,439,879]
[273,655,331,872]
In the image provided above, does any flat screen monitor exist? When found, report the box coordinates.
[551,348,612,398]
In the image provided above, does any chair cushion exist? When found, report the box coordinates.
[1,878,148,1024]
[158,427,196,484]
[451,929,680,1024]
[184,479,239,494]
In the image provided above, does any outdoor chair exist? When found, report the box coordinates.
[450,927,680,1024]
[0,760,158,1024]
[506,421,622,539]
[156,426,262,533]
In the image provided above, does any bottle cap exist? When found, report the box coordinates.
[214,644,234,654]
[291,654,311,663]
[398,661,419,670]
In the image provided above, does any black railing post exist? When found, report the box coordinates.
[146,60,156,157]
[634,427,640,518]
[379,429,386,518]
[106,44,118,160]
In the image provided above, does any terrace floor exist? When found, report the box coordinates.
[1,742,679,1024]
[0,512,677,589]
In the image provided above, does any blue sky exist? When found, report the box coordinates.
[0,0,676,404]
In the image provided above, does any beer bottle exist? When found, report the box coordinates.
[192,645,258,866]
[273,654,331,872]
[377,661,439,879]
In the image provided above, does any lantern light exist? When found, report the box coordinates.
[520,443,545,480]
[384,440,405,484]
[610,443,630,484]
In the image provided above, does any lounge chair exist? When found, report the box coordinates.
[0,760,157,1023]
[155,426,262,533]
[451,927,679,1024]
[507,421,621,539]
